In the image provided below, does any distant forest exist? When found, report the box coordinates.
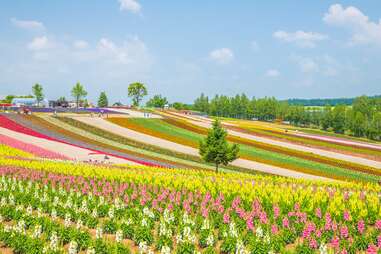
[286,95,381,106]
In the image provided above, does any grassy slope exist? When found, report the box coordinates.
[108,117,380,182]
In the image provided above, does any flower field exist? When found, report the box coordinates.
[53,116,250,174]
[228,120,381,160]
[0,134,70,160]
[0,155,381,253]
[106,117,381,182]
[0,115,161,166]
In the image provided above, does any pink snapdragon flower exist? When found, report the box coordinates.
[358,220,365,234]
[343,210,351,221]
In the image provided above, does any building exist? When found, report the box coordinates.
[49,100,69,108]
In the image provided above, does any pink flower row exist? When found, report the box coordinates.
[0,115,161,167]
[0,134,70,160]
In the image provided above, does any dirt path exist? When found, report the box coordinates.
[0,126,138,165]
[74,116,329,180]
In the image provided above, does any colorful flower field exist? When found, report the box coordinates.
[106,117,381,182]
[0,115,162,167]
[0,134,70,160]
[0,155,381,253]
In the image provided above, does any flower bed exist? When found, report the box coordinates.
[0,142,34,158]
[0,115,159,167]
[0,158,380,253]
[0,134,69,160]
[56,117,253,174]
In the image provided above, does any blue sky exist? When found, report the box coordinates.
[0,1,381,104]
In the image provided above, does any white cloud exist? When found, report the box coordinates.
[97,36,150,65]
[118,0,141,13]
[73,40,89,49]
[273,30,328,48]
[11,18,45,31]
[209,48,234,64]
[265,69,280,77]
[323,4,381,46]
[27,36,53,51]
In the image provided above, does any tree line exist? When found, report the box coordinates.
[191,93,381,141]
[287,95,381,106]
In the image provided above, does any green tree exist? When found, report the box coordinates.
[71,82,88,108]
[353,95,373,119]
[366,113,381,140]
[4,95,15,104]
[128,82,147,107]
[146,94,168,108]
[97,91,109,107]
[32,83,44,107]
[321,105,332,130]
[199,119,239,173]
[351,112,366,137]
[331,105,346,134]
[194,93,209,113]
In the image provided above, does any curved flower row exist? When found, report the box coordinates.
[0,115,160,167]
[0,134,70,160]
[107,117,381,182]
[0,157,381,253]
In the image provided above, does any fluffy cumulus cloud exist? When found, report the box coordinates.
[97,36,150,65]
[273,30,328,48]
[209,48,234,64]
[118,0,141,13]
[27,36,53,51]
[323,4,381,46]
[11,18,45,31]
[265,69,280,77]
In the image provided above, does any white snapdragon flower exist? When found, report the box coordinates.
[229,222,238,238]
[68,240,78,254]
[160,246,171,254]
[256,226,263,238]
[116,230,123,243]
[32,224,42,238]
[206,233,214,246]
[76,219,83,229]
[96,227,103,239]
[51,209,57,220]
[86,248,95,254]
[108,207,115,219]
[319,243,328,254]
[64,213,72,227]
[26,205,33,215]
[49,232,59,251]
[138,241,148,254]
